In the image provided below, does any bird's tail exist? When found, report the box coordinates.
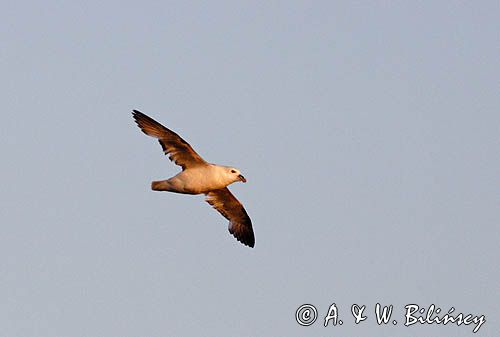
[151,180,171,191]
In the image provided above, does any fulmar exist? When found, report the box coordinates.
[132,110,255,248]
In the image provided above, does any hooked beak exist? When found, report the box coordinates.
[238,174,247,183]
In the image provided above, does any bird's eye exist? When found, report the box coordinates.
[231,170,236,173]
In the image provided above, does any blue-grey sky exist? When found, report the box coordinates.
[1,1,499,336]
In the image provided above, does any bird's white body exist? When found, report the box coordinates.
[153,165,241,194]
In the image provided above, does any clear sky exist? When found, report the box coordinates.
[1,1,499,336]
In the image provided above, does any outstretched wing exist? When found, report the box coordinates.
[132,110,207,170]
[205,188,255,248]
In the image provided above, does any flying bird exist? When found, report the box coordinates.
[132,110,255,248]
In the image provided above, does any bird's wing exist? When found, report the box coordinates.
[205,188,255,248]
[132,110,208,170]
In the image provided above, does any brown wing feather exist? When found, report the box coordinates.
[205,188,255,248]
[132,110,207,170]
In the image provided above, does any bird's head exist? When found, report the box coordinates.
[227,167,247,183]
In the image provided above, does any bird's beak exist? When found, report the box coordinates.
[238,174,247,183]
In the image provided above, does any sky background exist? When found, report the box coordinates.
[1,1,499,336]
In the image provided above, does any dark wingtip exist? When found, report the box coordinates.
[247,234,255,248]
[233,232,255,248]
[244,241,255,248]
[132,109,144,119]
[131,110,143,128]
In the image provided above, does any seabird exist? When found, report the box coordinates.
[132,110,255,248]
